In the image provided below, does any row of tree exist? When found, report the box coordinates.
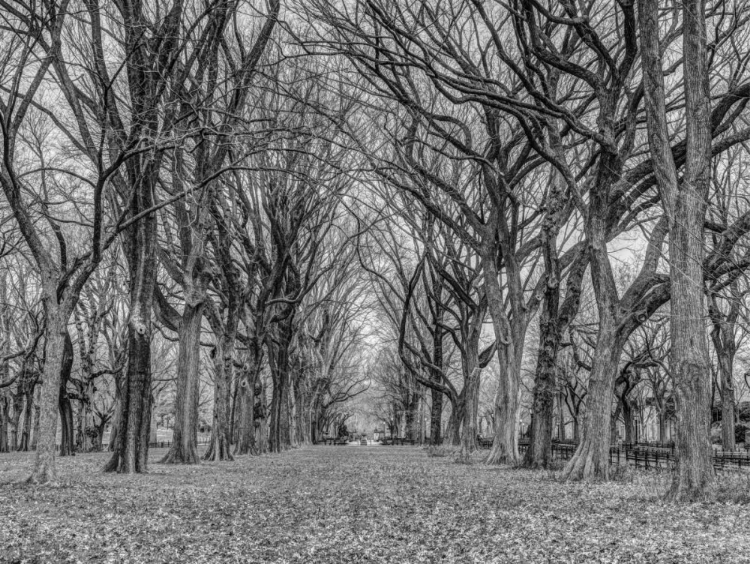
[302,0,750,502]
[1,0,749,502]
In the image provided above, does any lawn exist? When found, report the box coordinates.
[1,446,749,563]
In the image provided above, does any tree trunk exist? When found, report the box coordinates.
[104,184,158,474]
[524,278,561,468]
[429,320,444,445]
[268,323,293,453]
[28,308,68,484]
[204,333,234,461]
[639,0,715,501]
[405,389,419,442]
[10,392,22,451]
[458,340,482,461]
[104,327,154,473]
[668,208,714,500]
[623,400,634,444]
[0,394,8,453]
[107,373,124,452]
[483,254,524,465]
[81,379,96,452]
[256,376,268,454]
[710,301,737,451]
[430,388,442,445]
[31,387,40,450]
[562,147,622,481]
[235,365,256,455]
[58,332,75,456]
[445,396,461,446]
[162,303,204,464]
[562,324,622,481]
[659,410,668,444]
[19,388,36,452]
[287,380,298,447]
[720,372,735,451]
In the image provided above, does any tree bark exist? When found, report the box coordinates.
[524,242,561,468]
[562,142,624,481]
[105,171,159,474]
[709,292,738,451]
[268,320,294,453]
[430,389,443,445]
[58,332,75,457]
[483,254,523,465]
[162,303,204,465]
[562,323,622,480]
[457,332,482,460]
[639,0,715,500]
[28,308,68,484]
[235,363,256,455]
[0,393,8,453]
[19,388,34,452]
[204,329,235,461]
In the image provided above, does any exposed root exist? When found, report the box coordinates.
[561,440,608,482]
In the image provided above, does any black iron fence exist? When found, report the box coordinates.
[512,440,750,470]
[45,436,211,452]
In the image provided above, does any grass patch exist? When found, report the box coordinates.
[1,446,749,562]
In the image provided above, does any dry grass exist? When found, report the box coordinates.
[1,446,749,563]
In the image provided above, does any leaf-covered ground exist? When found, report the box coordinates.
[1,446,749,563]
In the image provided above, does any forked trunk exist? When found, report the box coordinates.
[105,148,161,472]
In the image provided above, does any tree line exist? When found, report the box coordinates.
[0,0,749,502]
